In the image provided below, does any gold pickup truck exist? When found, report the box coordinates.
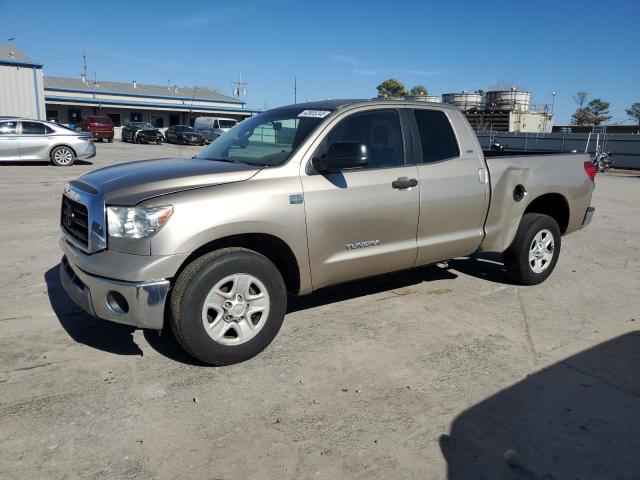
[59,99,596,365]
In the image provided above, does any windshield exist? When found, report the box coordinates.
[218,119,236,128]
[197,107,332,166]
[135,123,154,129]
[175,126,195,132]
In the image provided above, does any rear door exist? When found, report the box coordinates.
[301,107,420,289]
[410,108,489,265]
[18,121,53,160]
[0,120,20,160]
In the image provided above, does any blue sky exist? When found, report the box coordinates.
[1,0,638,123]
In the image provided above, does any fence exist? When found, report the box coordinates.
[476,131,640,169]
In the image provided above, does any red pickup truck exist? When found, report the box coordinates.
[79,115,114,142]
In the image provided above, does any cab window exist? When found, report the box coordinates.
[412,109,460,163]
[317,109,404,169]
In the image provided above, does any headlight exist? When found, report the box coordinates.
[107,205,173,239]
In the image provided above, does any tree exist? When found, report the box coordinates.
[571,107,592,126]
[586,99,612,125]
[573,91,588,109]
[409,85,428,96]
[626,102,640,125]
[376,79,407,98]
[475,89,485,96]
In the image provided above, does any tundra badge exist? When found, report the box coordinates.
[346,240,380,251]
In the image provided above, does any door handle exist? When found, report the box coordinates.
[392,177,418,189]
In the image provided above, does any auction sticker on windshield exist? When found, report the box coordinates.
[298,110,331,118]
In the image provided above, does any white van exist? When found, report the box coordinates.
[193,117,237,143]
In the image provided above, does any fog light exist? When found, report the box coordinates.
[106,291,129,315]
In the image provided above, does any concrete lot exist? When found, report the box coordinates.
[1,142,639,479]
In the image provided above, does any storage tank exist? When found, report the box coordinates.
[441,92,483,111]
[410,94,442,103]
[485,88,531,112]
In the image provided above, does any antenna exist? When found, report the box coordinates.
[294,77,297,104]
[232,73,247,99]
[82,50,87,80]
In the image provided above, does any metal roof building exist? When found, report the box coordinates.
[0,45,45,119]
[44,76,257,127]
[0,45,257,128]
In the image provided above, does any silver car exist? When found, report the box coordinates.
[0,118,96,166]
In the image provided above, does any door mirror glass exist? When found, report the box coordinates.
[312,142,369,172]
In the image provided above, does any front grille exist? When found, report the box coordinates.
[61,196,89,247]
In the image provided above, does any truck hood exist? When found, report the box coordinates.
[79,157,261,205]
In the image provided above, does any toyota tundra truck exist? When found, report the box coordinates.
[59,99,596,365]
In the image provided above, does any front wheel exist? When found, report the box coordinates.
[169,248,287,365]
[50,146,75,166]
[503,213,561,285]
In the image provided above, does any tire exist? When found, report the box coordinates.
[108,137,113,143]
[169,248,287,365]
[503,213,561,285]
[50,146,76,166]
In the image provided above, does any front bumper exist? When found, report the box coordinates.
[60,255,170,329]
[183,137,204,145]
[580,207,595,229]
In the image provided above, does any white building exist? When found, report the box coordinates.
[0,44,45,119]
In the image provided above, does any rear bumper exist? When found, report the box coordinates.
[60,255,170,329]
[90,131,113,139]
[77,142,96,159]
[580,207,595,229]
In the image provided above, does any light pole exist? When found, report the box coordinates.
[551,91,556,114]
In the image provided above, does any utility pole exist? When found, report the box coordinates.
[232,73,247,99]
[294,77,297,104]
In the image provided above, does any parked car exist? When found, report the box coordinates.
[121,122,164,144]
[0,117,95,166]
[165,125,205,145]
[59,99,595,365]
[79,115,114,142]
[193,116,237,143]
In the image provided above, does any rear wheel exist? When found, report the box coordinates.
[108,137,113,143]
[169,248,287,365]
[503,213,561,285]
[50,146,75,166]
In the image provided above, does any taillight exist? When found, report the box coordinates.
[584,160,597,182]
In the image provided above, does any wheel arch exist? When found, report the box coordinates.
[524,193,570,234]
[50,143,77,159]
[175,233,302,295]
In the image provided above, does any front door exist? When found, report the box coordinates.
[301,108,420,290]
[411,108,488,265]
[0,120,20,160]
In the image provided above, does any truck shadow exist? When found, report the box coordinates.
[447,252,518,285]
[440,331,640,479]
[288,264,457,313]
[44,265,143,357]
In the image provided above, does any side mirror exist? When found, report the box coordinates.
[312,142,369,172]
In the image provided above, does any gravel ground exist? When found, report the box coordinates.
[1,142,639,479]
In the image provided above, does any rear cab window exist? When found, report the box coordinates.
[412,109,460,163]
